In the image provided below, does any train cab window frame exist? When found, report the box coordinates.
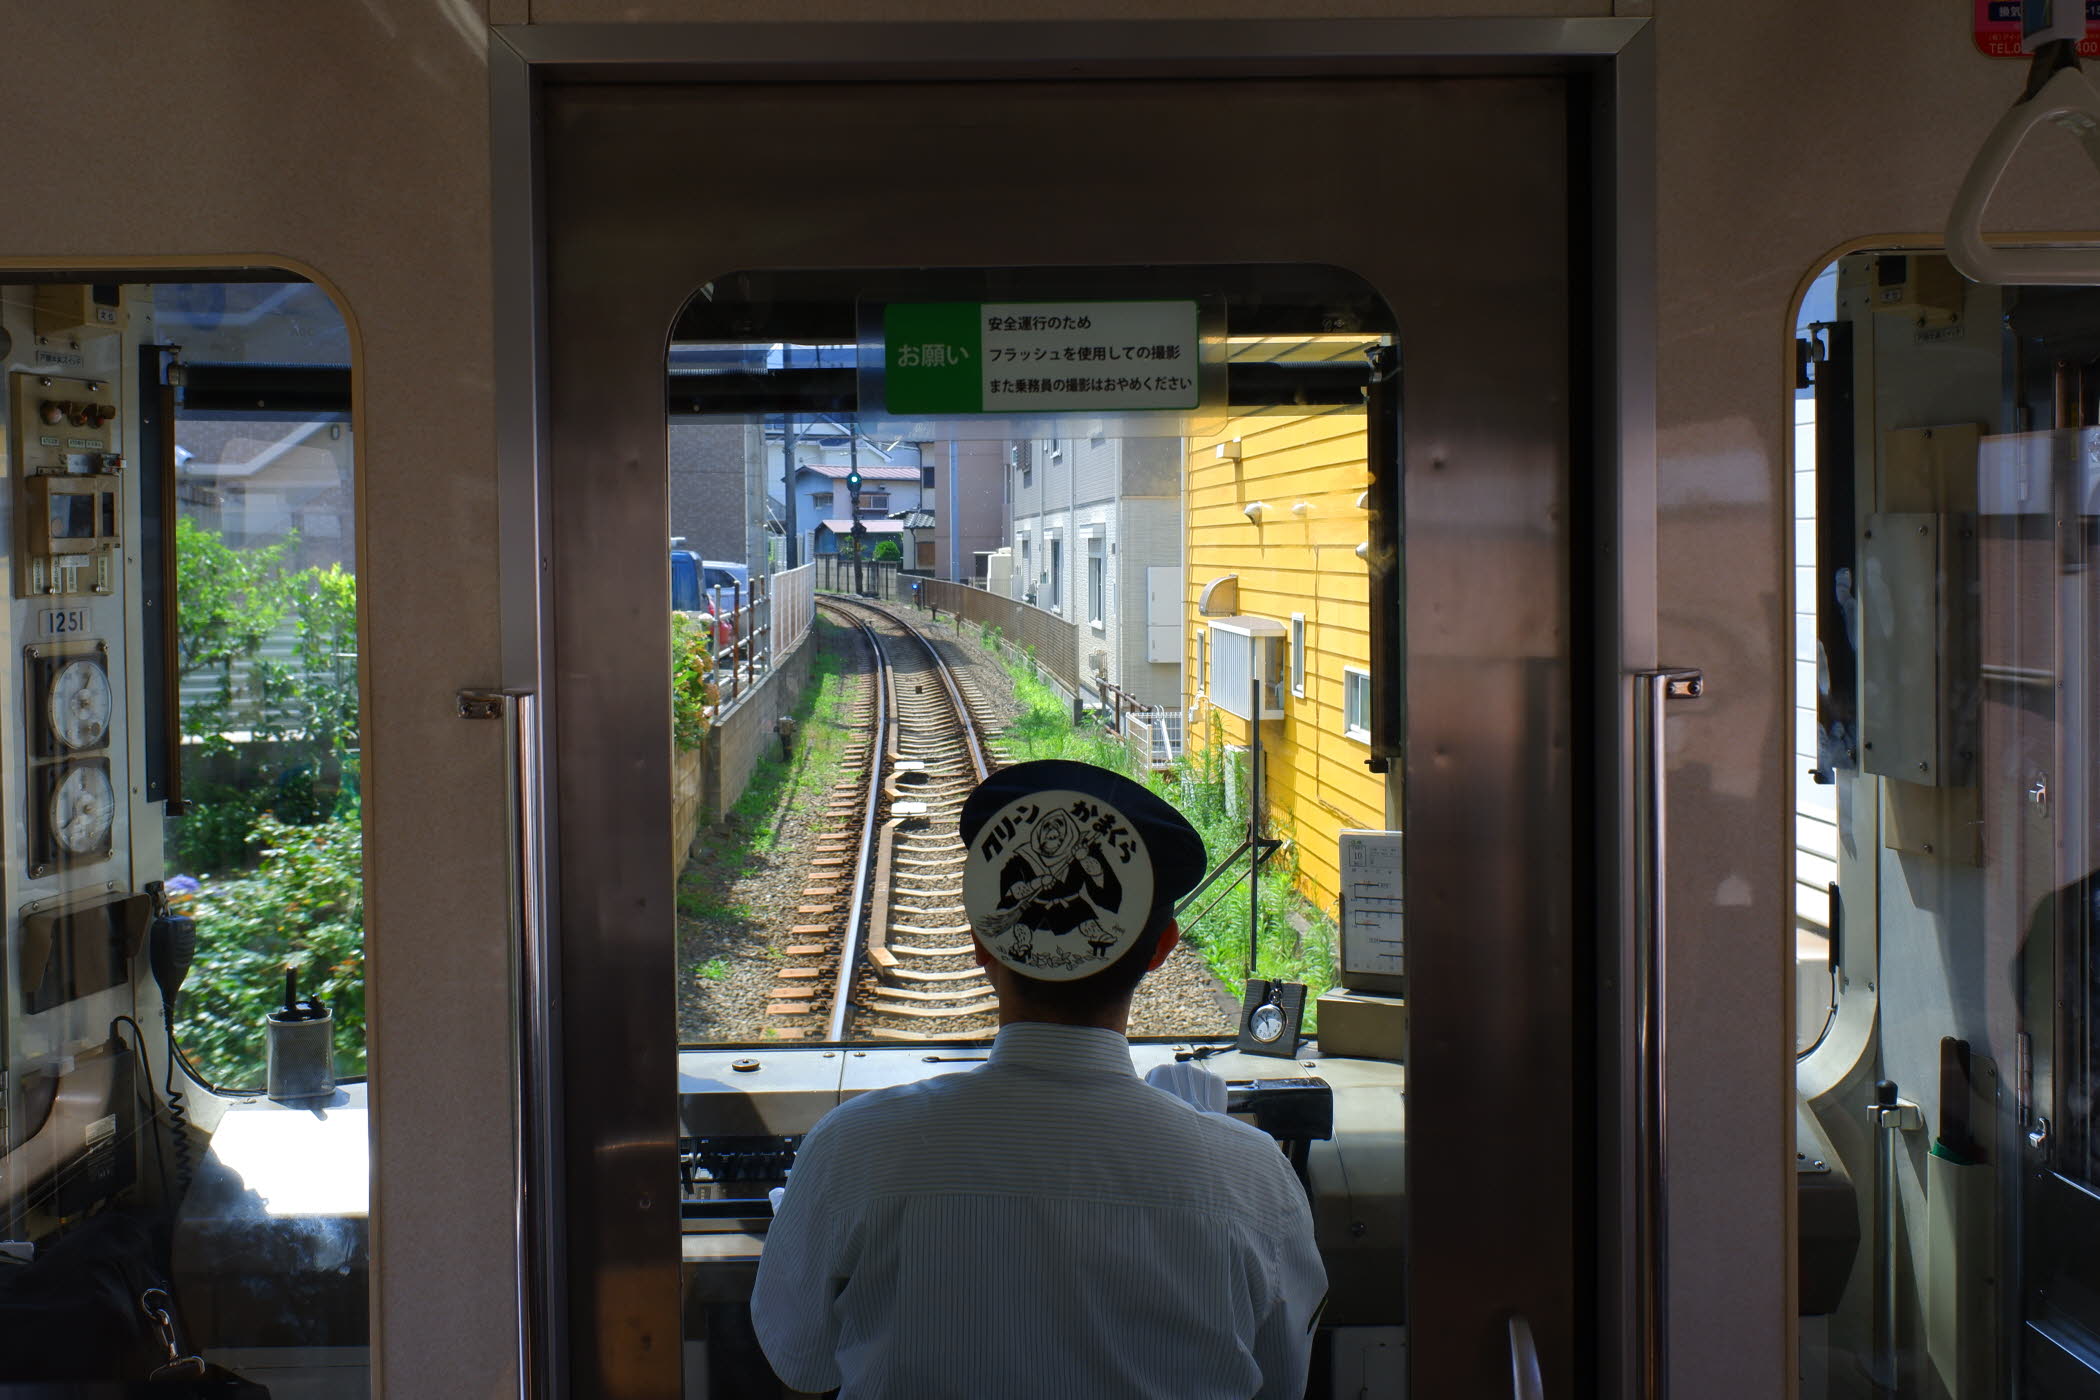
[658,262,1400,1059]
[0,271,370,1396]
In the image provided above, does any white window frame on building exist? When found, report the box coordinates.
[1197,627,1207,697]
[1087,533,1106,629]
[1209,616,1287,720]
[1048,532,1064,612]
[1290,613,1307,697]
[1343,665,1372,741]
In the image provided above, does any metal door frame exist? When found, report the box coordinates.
[487,19,1657,1399]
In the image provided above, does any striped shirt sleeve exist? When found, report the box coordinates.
[1251,1156,1329,1399]
[750,1118,849,1393]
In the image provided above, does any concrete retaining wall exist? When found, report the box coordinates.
[671,627,817,876]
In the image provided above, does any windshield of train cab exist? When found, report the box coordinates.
[663,266,1402,1049]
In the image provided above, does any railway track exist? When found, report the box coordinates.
[786,596,1013,1042]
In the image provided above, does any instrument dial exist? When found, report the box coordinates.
[49,763,114,856]
[1250,1002,1286,1044]
[46,657,111,751]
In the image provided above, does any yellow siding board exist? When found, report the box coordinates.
[1185,408,1390,913]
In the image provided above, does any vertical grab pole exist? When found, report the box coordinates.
[1631,667,1702,1399]
[458,687,562,1400]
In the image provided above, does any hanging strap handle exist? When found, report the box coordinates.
[1949,48,2100,286]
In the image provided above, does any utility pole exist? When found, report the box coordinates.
[780,342,800,569]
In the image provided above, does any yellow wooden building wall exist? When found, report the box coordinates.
[1183,398,1388,916]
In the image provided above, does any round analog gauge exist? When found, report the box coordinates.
[46,658,111,751]
[1250,1002,1286,1044]
[49,764,114,856]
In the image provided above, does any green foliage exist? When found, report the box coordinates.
[698,958,731,983]
[174,518,294,760]
[671,612,718,751]
[170,521,366,1082]
[172,521,360,876]
[174,518,357,765]
[871,538,902,562]
[174,804,365,1089]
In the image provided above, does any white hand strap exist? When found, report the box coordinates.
[1949,62,2100,285]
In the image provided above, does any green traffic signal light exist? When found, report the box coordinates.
[846,469,863,491]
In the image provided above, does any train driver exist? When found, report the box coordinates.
[752,759,1326,1399]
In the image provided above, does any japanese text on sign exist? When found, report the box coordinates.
[1975,0,2100,56]
[882,300,1200,415]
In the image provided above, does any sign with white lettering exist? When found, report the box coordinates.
[884,300,1199,416]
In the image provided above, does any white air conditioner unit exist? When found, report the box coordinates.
[1207,617,1287,720]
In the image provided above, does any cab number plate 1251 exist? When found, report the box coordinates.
[34,606,90,640]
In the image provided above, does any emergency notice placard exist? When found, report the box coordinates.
[883,300,1199,416]
[1976,0,2100,57]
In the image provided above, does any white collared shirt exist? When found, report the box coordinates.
[752,1022,1327,1400]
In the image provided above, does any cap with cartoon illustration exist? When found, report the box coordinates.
[958,761,1206,981]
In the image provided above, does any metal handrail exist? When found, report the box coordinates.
[1632,668,1701,1399]
[1508,1314,1544,1400]
[456,687,561,1400]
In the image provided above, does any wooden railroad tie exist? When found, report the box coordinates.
[888,966,987,983]
[784,944,827,957]
[860,998,999,1018]
[788,924,832,937]
[779,967,823,979]
[768,985,817,999]
[865,1025,998,1043]
[766,1003,813,1017]
[795,905,836,916]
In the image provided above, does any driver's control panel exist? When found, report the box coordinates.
[680,1134,803,1220]
[677,1078,1335,1228]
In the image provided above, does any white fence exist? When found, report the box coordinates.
[703,562,816,720]
[772,562,814,658]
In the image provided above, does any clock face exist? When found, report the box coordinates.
[46,657,111,751]
[1250,1002,1286,1044]
[49,763,114,856]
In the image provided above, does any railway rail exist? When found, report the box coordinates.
[784,595,1013,1043]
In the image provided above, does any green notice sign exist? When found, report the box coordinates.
[883,302,984,415]
[883,300,1199,416]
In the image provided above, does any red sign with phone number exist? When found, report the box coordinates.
[1977,0,2100,56]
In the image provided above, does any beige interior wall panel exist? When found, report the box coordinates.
[1,6,2091,1397]
[0,8,513,1400]
[1654,6,2100,1395]
[525,0,1614,21]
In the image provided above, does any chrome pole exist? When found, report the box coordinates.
[1632,667,1702,1399]
[458,687,561,1400]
